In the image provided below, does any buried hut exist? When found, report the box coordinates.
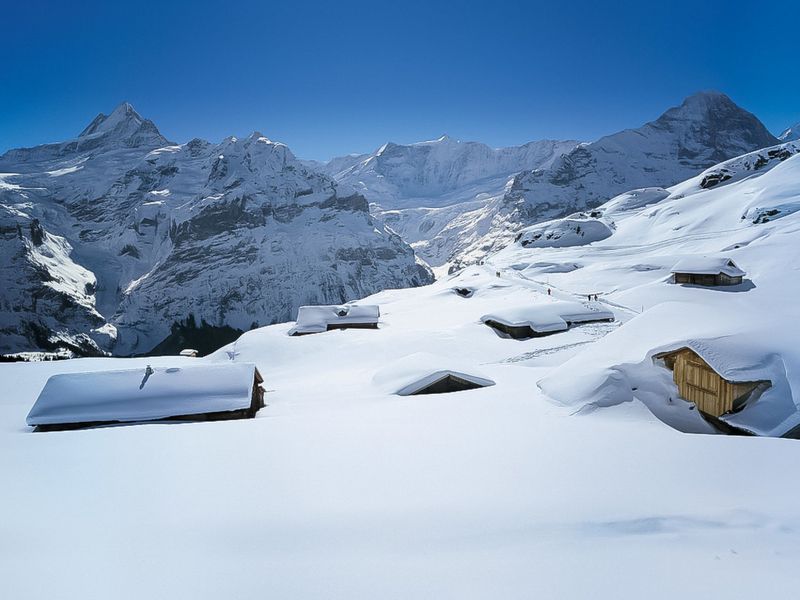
[481,301,614,340]
[289,304,380,336]
[373,352,496,396]
[670,257,745,286]
[26,362,265,431]
[654,346,771,423]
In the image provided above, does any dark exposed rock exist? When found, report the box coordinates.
[29,219,45,246]
[700,170,733,189]
[119,244,141,258]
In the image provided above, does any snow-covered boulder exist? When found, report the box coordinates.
[515,213,615,248]
[600,187,670,215]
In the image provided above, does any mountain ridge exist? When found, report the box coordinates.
[0,104,432,356]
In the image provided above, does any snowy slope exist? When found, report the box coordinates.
[449,91,780,267]
[0,105,432,356]
[322,136,579,266]
[493,140,800,436]
[0,196,107,355]
[3,247,800,598]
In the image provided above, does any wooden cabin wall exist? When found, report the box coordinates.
[674,273,743,286]
[672,350,731,417]
[665,349,763,417]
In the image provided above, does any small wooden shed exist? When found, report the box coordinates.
[654,347,769,417]
[670,257,745,286]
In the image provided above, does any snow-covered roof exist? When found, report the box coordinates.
[671,256,745,277]
[26,362,262,427]
[481,301,614,333]
[289,304,380,335]
[654,338,772,384]
[372,352,495,396]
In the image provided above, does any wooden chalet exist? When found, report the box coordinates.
[654,347,770,418]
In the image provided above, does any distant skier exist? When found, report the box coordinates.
[547,288,551,296]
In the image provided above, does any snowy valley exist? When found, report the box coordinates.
[3,92,800,599]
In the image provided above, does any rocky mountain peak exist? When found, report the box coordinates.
[77,101,170,148]
[650,91,778,155]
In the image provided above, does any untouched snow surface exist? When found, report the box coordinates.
[4,259,800,599]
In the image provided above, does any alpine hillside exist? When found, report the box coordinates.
[321,136,580,267]
[0,104,432,357]
[323,92,778,270]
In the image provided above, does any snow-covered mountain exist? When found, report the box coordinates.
[323,135,577,204]
[323,92,776,270]
[322,136,580,266]
[450,91,780,267]
[0,93,783,356]
[779,121,800,141]
[0,103,432,356]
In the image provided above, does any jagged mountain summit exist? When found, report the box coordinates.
[77,102,169,146]
[3,103,171,166]
[322,135,578,205]
[0,103,432,357]
[322,91,778,270]
[322,135,580,266]
[447,91,779,267]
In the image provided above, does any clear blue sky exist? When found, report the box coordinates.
[2,0,798,160]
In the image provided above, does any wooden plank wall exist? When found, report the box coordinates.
[674,350,729,417]
[668,349,761,417]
